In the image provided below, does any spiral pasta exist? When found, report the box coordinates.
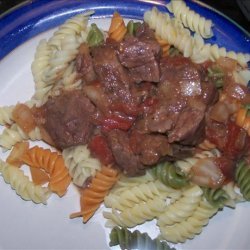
[31,11,93,103]
[70,165,120,222]
[31,39,53,102]
[166,0,213,38]
[21,146,71,197]
[222,181,245,207]
[104,196,167,228]
[191,33,250,66]
[105,180,181,211]
[111,171,156,193]
[109,227,175,250]
[157,185,203,227]
[235,161,250,201]
[0,105,15,126]
[108,12,127,42]
[144,7,250,67]
[202,187,230,209]
[0,160,51,204]
[150,162,189,189]
[0,124,42,150]
[62,145,101,187]
[159,200,218,243]
[235,107,250,136]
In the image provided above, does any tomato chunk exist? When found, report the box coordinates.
[101,114,134,132]
[224,121,248,159]
[214,157,235,182]
[88,135,114,165]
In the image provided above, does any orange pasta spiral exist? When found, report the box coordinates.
[21,146,71,196]
[155,35,170,57]
[108,12,127,42]
[70,165,120,222]
[236,107,250,136]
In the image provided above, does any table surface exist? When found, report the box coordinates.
[0,0,249,33]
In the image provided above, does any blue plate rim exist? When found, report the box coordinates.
[0,0,249,60]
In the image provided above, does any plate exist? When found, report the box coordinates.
[0,0,249,249]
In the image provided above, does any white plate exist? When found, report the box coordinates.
[0,1,249,249]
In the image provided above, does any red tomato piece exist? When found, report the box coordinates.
[224,121,248,159]
[101,114,134,132]
[88,135,114,165]
[214,157,235,182]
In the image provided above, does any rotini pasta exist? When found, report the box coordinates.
[70,165,120,222]
[150,162,189,189]
[157,185,203,227]
[0,160,51,204]
[166,0,213,38]
[0,124,41,150]
[159,200,218,243]
[0,105,15,126]
[21,146,71,197]
[144,7,250,67]
[87,23,104,47]
[222,181,245,207]
[191,33,250,66]
[202,187,230,209]
[104,196,166,228]
[31,11,93,103]
[105,180,181,210]
[31,39,53,102]
[108,12,127,42]
[235,161,250,201]
[62,145,101,187]
[112,171,156,191]
[109,227,175,250]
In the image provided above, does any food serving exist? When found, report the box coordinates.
[0,1,249,249]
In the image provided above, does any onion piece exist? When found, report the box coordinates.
[191,158,225,188]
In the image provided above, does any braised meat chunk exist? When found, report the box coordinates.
[106,129,144,176]
[38,22,246,179]
[136,56,210,145]
[43,90,96,149]
[91,44,133,103]
[129,129,172,166]
[118,23,161,83]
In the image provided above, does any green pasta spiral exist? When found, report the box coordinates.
[202,187,229,209]
[235,160,250,201]
[109,227,175,250]
[87,23,104,47]
[127,20,141,35]
[151,162,189,189]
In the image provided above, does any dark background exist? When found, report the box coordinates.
[0,0,249,33]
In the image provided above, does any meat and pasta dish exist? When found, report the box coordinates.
[0,1,249,249]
